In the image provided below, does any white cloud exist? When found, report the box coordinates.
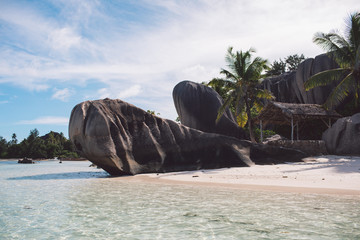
[17,116,69,125]
[98,84,142,99]
[48,27,81,51]
[52,88,73,101]
[1,0,359,120]
[0,101,9,104]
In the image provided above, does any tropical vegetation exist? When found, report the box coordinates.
[0,129,79,159]
[304,12,360,110]
[266,54,305,76]
[207,47,274,142]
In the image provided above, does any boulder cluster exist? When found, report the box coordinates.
[69,95,305,175]
[261,53,359,155]
[68,54,359,175]
[261,54,338,104]
[322,113,360,155]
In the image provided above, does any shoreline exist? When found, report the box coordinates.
[133,155,360,196]
[3,155,360,196]
[124,175,360,196]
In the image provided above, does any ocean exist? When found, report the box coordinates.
[0,160,359,239]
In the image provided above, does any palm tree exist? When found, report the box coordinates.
[304,12,360,110]
[215,47,274,142]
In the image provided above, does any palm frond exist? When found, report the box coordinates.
[207,78,234,88]
[234,87,245,117]
[225,47,237,74]
[220,68,237,81]
[253,100,264,113]
[245,57,268,82]
[355,45,360,73]
[313,32,352,66]
[236,111,248,128]
[323,72,356,109]
[304,68,348,90]
[347,12,360,51]
[255,89,275,100]
[216,94,234,124]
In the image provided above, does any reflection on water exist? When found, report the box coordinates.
[0,160,359,239]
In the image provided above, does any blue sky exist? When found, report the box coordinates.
[0,0,358,141]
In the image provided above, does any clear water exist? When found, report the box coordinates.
[0,160,359,240]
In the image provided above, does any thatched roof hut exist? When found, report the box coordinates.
[254,102,342,141]
[255,102,341,125]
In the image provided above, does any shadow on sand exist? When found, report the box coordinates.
[283,157,360,174]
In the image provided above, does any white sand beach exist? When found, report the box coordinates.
[139,155,360,195]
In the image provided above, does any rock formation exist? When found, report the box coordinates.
[69,98,254,175]
[261,71,299,103]
[322,113,360,155]
[173,80,247,139]
[262,54,338,104]
[17,157,34,164]
[69,98,306,175]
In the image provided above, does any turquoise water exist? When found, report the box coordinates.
[0,160,359,239]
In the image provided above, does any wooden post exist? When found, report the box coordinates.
[296,121,299,140]
[260,120,263,143]
[291,117,294,141]
[328,118,331,128]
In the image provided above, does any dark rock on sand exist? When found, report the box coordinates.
[173,80,247,139]
[322,113,360,155]
[249,143,307,165]
[69,98,254,175]
[18,157,34,164]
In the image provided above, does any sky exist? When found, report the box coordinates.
[0,0,359,141]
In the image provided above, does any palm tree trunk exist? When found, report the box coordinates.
[245,98,256,143]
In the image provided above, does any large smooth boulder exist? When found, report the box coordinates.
[322,113,360,155]
[69,98,254,175]
[295,54,338,104]
[261,54,338,104]
[69,99,307,175]
[173,80,247,139]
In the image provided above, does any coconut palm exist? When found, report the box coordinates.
[304,12,360,110]
[215,47,274,142]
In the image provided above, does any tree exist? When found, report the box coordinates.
[266,54,305,76]
[216,47,274,142]
[9,133,17,145]
[0,130,79,159]
[205,78,233,101]
[285,54,305,71]
[0,136,8,158]
[304,12,360,110]
[266,59,286,76]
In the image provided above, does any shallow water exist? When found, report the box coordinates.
[0,160,359,239]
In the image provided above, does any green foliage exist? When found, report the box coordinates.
[304,12,360,110]
[212,46,274,142]
[285,54,305,71]
[146,110,160,116]
[266,59,286,76]
[0,136,8,158]
[266,54,305,76]
[205,78,234,101]
[0,129,79,159]
[254,128,276,142]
